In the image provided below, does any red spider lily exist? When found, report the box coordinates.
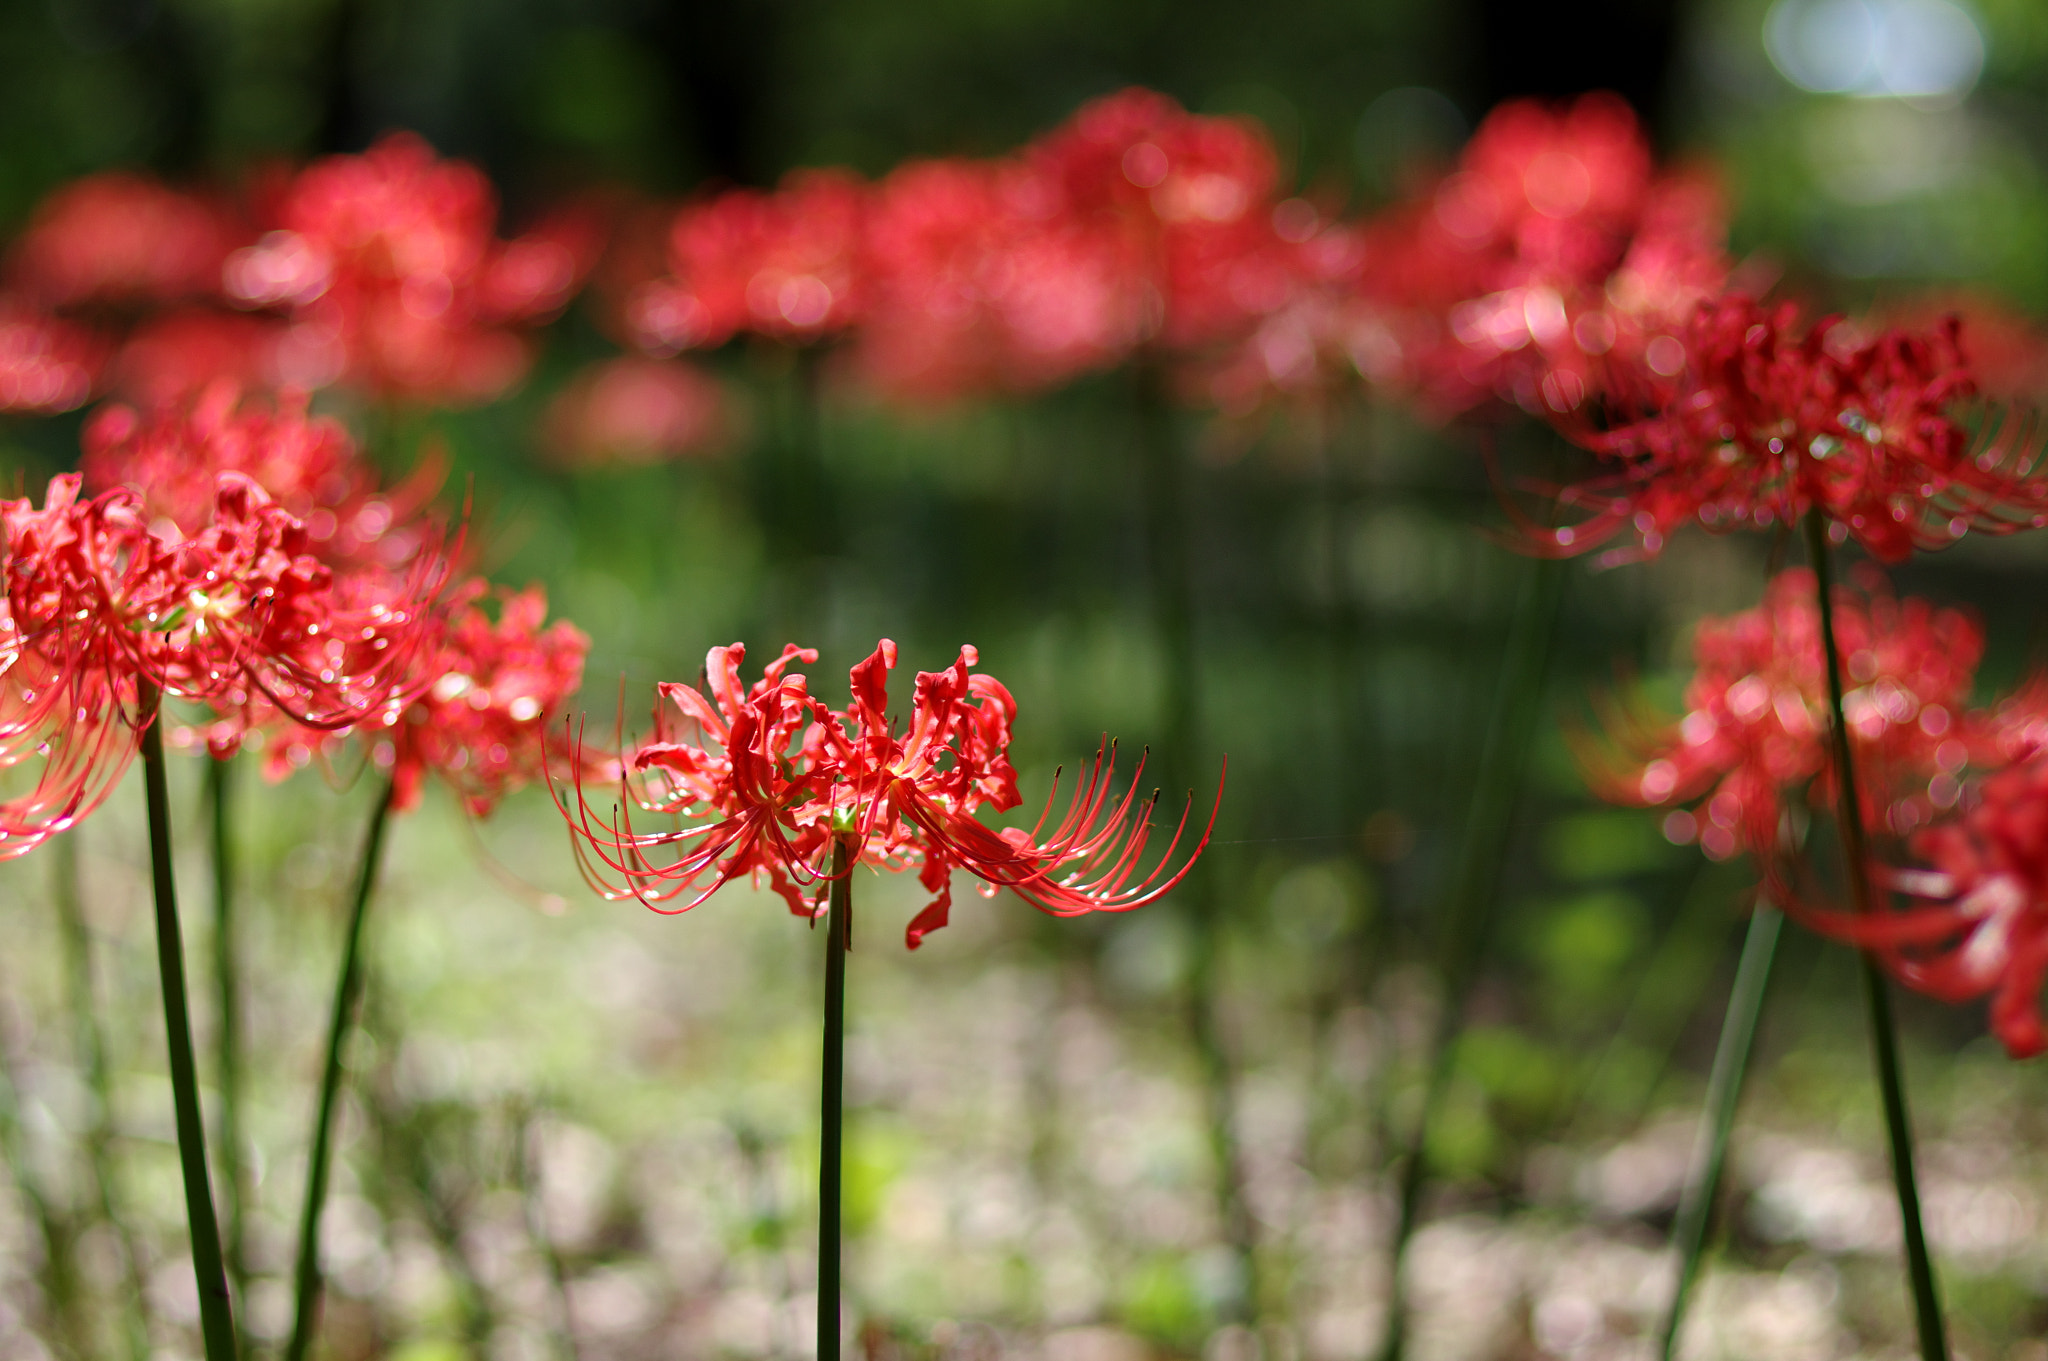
[853,156,1151,400]
[628,169,866,353]
[1524,297,2048,565]
[1791,743,2048,1058]
[555,640,1222,948]
[223,133,595,403]
[80,384,435,574]
[0,472,447,855]
[1580,567,1980,868]
[7,171,242,312]
[265,581,587,816]
[0,298,103,413]
[1350,94,1729,421]
[541,355,730,467]
[1027,88,1284,355]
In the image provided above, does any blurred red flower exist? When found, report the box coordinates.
[8,172,242,312]
[1352,93,1730,421]
[225,133,595,403]
[542,355,729,467]
[1581,567,1980,868]
[629,168,867,352]
[0,298,102,413]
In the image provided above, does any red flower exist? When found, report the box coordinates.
[556,640,1222,948]
[224,133,594,403]
[852,156,1151,400]
[8,172,241,312]
[0,472,446,854]
[1350,94,1729,421]
[541,356,730,467]
[629,169,866,353]
[80,384,433,573]
[1525,297,2048,564]
[1581,567,1980,866]
[1798,746,2048,1058]
[268,582,587,817]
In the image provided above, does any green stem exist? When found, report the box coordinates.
[207,755,248,1331]
[818,837,852,1361]
[54,830,154,1361]
[1802,512,1947,1361]
[284,775,395,1361]
[1659,903,1783,1359]
[139,687,238,1361]
[1378,552,1564,1361]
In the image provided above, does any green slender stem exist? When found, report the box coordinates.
[1378,552,1565,1361]
[54,831,154,1361]
[1659,903,1783,1359]
[284,775,396,1361]
[1802,512,1948,1361]
[139,687,238,1361]
[207,755,248,1330]
[818,837,852,1361]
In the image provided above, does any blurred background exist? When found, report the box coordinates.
[4,0,2048,1359]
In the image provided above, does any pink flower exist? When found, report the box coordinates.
[0,298,102,413]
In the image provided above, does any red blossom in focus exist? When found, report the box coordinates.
[542,356,729,467]
[1525,297,2048,564]
[0,298,102,413]
[1354,94,1730,420]
[0,472,448,854]
[8,172,241,311]
[556,640,1221,949]
[1580,567,1980,868]
[224,133,595,403]
[629,169,866,353]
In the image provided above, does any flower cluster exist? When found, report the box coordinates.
[1582,568,1981,868]
[1528,298,2048,564]
[0,471,446,855]
[558,640,1220,948]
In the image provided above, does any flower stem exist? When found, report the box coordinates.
[138,686,238,1361]
[1802,510,1947,1361]
[207,754,249,1332]
[819,836,853,1361]
[1378,551,1564,1361]
[1659,902,1782,1360]
[284,774,396,1361]
[53,830,154,1361]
